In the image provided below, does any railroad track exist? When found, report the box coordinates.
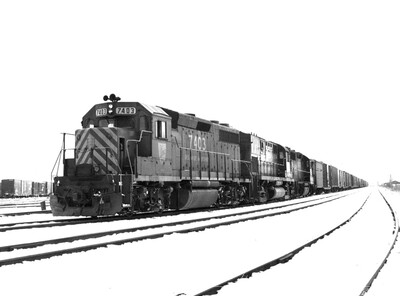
[0,210,52,217]
[359,189,399,296]
[0,192,347,232]
[193,189,398,296]
[0,192,349,267]
[0,202,50,208]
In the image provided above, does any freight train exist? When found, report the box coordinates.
[0,179,50,198]
[50,95,368,216]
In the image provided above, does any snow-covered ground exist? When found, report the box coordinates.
[0,196,49,205]
[0,196,49,207]
[0,191,337,223]
[0,191,344,245]
[216,187,395,296]
[364,188,400,296]
[0,196,50,215]
[0,192,355,262]
[0,188,376,296]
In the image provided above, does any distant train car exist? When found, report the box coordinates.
[239,133,288,202]
[21,180,32,196]
[352,175,361,188]
[292,150,311,197]
[338,169,344,190]
[329,165,339,192]
[311,160,330,194]
[32,182,39,196]
[1,179,22,197]
[1,179,64,198]
[30,181,50,196]
[38,182,50,196]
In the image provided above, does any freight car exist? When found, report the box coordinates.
[31,181,50,196]
[0,179,51,198]
[50,95,368,216]
[1,179,31,197]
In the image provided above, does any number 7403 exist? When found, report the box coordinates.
[188,134,207,151]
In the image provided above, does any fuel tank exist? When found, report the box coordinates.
[302,186,310,196]
[171,189,219,210]
[269,187,286,199]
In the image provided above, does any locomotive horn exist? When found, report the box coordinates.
[103,94,121,102]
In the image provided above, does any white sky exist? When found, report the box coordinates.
[0,0,398,184]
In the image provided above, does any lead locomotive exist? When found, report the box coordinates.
[50,95,367,216]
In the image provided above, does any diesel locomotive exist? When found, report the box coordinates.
[50,95,367,216]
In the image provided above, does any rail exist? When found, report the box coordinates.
[0,192,350,267]
[194,193,370,296]
[359,190,399,295]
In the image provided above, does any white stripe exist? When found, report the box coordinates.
[75,129,89,149]
[92,128,118,155]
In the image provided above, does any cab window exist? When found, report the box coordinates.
[116,117,135,128]
[140,116,149,130]
[156,120,167,139]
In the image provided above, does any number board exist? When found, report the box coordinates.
[95,106,137,117]
[116,107,136,115]
[95,108,107,117]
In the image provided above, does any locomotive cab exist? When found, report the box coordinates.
[51,97,173,216]
[73,101,168,176]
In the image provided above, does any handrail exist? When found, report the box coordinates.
[172,136,255,180]
[126,130,153,177]
[177,144,231,157]
[50,132,75,194]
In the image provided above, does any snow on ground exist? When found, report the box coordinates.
[0,207,48,215]
[216,187,394,296]
[0,189,370,296]
[365,188,400,296]
[0,196,49,206]
[0,196,50,215]
[0,192,362,262]
[0,212,68,225]
[0,192,343,247]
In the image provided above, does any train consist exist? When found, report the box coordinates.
[50,95,368,216]
[0,179,50,198]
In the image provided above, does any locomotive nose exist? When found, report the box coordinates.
[75,127,120,175]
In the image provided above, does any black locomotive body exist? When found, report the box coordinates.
[51,100,175,215]
[50,97,368,216]
[51,99,247,216]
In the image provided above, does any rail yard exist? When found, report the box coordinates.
[0,187,400,295]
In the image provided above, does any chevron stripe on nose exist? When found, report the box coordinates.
[75,127,119,174]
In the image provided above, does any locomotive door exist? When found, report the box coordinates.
[285,150,292,179]
[119,138,125,172]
